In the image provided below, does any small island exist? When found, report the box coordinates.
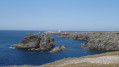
[12,33,66,52]
[12,33,54,50]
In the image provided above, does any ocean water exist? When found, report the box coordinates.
[0,30,107,66]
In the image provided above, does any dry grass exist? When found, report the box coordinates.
[37,51,119,67]
[4,51,119,67]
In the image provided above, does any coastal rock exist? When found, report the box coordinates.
[50,45,66,52]
[39,34,54,50]
[13,33,40,48]
[12,33,54,50]
[45,31,119,50]
[80,33,119,50]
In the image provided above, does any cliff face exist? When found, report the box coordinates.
[12,33,54,50]
[15,31,119,51]
[45,31,119,50]
[80,32,119,50]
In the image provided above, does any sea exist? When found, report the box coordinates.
[0,30,107,66]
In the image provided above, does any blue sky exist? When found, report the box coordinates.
[0,0,119,31]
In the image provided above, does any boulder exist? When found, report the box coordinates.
[50,45,66,52]
[12,33,54,50]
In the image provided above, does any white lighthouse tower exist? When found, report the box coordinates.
[58,29,61,32]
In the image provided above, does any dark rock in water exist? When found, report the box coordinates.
[39,34,54,50]
[50,45,66,52]
[12,33,54,50]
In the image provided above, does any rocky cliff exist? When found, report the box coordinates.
[12,33,54,50]
[80,32,119,50]
[44,31,119,50]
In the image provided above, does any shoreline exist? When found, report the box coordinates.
[44,31,119,50]
[3,31,119,67]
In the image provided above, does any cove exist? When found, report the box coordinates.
[0,30,107,66]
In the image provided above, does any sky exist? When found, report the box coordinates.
[0,0,119,31]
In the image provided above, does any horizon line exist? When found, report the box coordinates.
[0,29,117,32]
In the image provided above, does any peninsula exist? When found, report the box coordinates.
[45,31,119,50]
[8,31,119,67]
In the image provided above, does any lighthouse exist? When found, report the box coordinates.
[58,29,61,32]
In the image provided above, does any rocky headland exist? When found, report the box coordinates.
[44,31,119,50]
[7,31,119,67]
[12,33,54,50]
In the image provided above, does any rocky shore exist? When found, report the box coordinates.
[12,33,54,50]
[44,31,119,50]
[7,31,119,67]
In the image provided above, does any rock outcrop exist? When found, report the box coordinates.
[80,32,119,50]
[45,31,119,50]
[12,33,54,50]
[50,45,66,52]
